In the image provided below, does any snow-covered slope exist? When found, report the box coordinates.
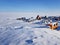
[0,19,60,45]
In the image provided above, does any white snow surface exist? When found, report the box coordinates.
[0,18,60,45]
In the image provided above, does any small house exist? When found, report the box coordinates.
[48,22,58,30]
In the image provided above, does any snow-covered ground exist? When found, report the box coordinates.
[0,17,60,45]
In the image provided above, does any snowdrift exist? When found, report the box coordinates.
[0,18,60,45]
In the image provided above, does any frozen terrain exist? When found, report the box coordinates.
[0,17,60,45]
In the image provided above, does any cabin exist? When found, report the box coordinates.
[48,22,58,30]
[36,15,41,20]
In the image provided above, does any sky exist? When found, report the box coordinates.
[0,0,60,17]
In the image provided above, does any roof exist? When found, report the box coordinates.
[52,22,58,25]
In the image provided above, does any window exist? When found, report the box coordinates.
[54,24,55,26]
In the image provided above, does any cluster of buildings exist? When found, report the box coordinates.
[36,15,60,30]
[16,15,60,30]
